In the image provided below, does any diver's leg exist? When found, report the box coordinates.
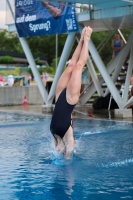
[63,126,74,160]
[55,27,87,100]
[61,28,92,160]
[66,27,92,105]
[54,134,65,153]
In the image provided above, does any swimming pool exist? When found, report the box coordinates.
[0,112,133,200]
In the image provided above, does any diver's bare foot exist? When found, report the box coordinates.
[80,27,87,42]
[84,27,92,42]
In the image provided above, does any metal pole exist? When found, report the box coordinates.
[118,29,127,44]
[89,40,123,108]
[56,34,58,70]
[19,37,48,103]
[6,0,14,17]
[123,47,133,103]
[86,59,104,96]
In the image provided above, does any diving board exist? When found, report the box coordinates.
[40,0,133,9]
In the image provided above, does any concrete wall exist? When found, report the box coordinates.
[0,86,44,105]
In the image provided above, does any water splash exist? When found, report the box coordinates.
[51,151,73,166]
[99,158,133,168]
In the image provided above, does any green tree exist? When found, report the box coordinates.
[27,34,67,63]
[34,57,40,64]
[50,57,60,68]
[0,28,132,70]
[0,56,13,64]
[0,29,23,52]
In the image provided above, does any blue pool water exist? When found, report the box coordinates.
[0,112,133,200]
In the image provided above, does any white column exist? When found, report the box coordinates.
[104,56,122,97]
[118,29,127,44]
[124,96,133,109]
[86,59,104,96]
[19,37,48,103]
[122,47,133,103]
[89,40,123,108]
[79,77,104,105]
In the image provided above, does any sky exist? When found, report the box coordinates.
[0,0,7,29]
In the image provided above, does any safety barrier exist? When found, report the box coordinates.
[0,86,44,106]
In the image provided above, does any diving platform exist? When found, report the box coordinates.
[8,3,133,32]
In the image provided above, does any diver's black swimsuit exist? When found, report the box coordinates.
[50,88,76,139]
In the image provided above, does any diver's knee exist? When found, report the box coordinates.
[56,144,65,153]
[67,61,75,68]
[75,60,86,68]
[66,94,79,105]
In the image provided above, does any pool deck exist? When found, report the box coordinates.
[0,104,133,122]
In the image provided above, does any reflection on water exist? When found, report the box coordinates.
[0,112,133,199]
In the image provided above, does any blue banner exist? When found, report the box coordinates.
[15,0,79,37]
